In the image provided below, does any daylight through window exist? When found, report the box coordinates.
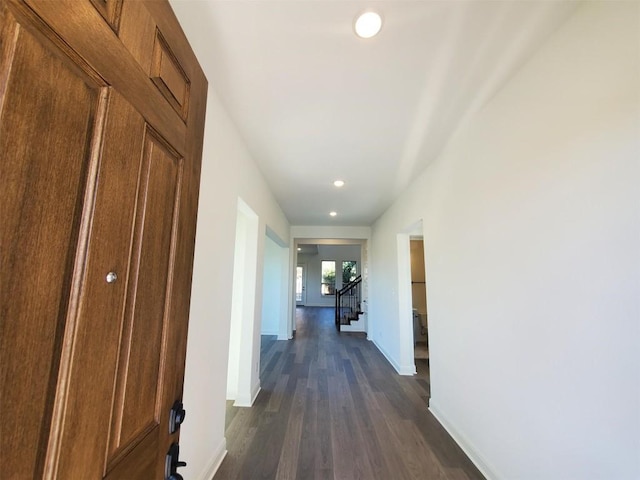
[321,261,335,295]
[342,261,357,284]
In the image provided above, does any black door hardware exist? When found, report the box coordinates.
[169,400,186,434]
[165,443,186,480]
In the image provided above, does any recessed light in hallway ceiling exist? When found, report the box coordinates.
[333,180,345,187]
[330,211,337,217]
[354,11,382,39]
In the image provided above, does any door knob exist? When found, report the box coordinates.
[165,443,186,480]
[105,271,118,283]
[169,401,186,434]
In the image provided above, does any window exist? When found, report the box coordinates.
[321,261,335,295]
[296,266,304,302]
[342,261,357,284]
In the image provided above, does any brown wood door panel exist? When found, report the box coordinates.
[118,2,192,122]
[21,0,187,154]
[47,90,149,479]
[117,0,156,75]
[107,127,183,474]
[0,6,103,477]
[106,426,161,480]
[1,0,207,478]
[150,28,191,121]
[48,91,185,480]
[89,0,123,33]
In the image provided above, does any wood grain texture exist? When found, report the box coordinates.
[214,307,484,480]
[1,0,207,478]
[89,0,123,33]
[0,8,100,476]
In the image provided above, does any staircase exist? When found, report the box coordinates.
[335,275,363,330]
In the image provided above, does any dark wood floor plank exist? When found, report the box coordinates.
[263,350,284,379]
[215,403,260,479]
[294,384,317,480]
[369,405,415,480]
[274,380,306,479]
[236,395,292,478]
[443,468,472,480]
[266,374,290,413]
[213,307,485,480]
[327,373,356,479]
[345,368,394,478]
[329,372,377,480]
[314,371,334,479]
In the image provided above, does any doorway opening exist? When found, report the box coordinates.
[410,237,429,370]
[396,220,428,376]
[261,227,290,343]
[292,239,368,335]
[227,198,260,407]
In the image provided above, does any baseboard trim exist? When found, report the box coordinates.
[429,400,500,480]
[234,382,261,407]
[197,437,227,480]
[370,338,415,375]
[250,383,261,405]
[398,364,416,375]
[370,338,398,372]
[340,321,365,332]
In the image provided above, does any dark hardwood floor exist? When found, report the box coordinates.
[214,307,484,480]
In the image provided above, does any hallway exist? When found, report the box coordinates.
[214,307,484,479]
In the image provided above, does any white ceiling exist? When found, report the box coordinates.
[170,0,579,226]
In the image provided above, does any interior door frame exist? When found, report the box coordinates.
[397,220,424,376]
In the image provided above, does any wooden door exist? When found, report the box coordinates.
[0,1,207,478]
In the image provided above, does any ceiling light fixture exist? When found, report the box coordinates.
[354,11,382,39]
[330,211,337,217]
[333,180,345,187]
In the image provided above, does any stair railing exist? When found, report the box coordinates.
[335,275,362,330]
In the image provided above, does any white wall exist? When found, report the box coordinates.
[181,84,289,479]
[291,225,372,240]
[227,199,262,408]
[167,30,291,479]
[261,233,283,335]
[370,2,639,479]
[226,202,251,401]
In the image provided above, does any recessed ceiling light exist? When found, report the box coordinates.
[333,180,345,187]
[330,211,337,217]
[354,11,382,39]
[297,247,301,251]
